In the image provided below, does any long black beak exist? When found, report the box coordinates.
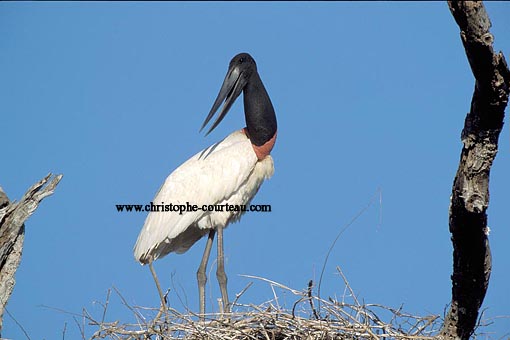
[200,66,247,136]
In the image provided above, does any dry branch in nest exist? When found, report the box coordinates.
[81,269,440,340]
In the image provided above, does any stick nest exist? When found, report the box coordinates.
[83,269,440,340]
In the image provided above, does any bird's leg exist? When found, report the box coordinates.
[197,229,215,318]
[149,262,168,321]
[216,226,230,313]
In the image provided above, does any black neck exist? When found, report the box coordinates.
[243,72,277,146]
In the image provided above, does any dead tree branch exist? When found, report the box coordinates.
[0,173,63,334]
[441,1,510,339]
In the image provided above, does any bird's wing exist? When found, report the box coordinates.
[133,130,267,263]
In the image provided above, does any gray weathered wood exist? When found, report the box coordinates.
[0,173,63,334]
[440,1,510,339]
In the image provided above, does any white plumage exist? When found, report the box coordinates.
[134,52,277,315]
[134,129,274,263]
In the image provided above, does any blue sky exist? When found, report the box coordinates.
[1,2,509,339]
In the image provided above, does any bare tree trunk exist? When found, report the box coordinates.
[440,1,510,339]
[0,173,63,334]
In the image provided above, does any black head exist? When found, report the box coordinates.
[200,53,258,135]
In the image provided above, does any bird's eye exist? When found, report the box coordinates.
[239,57,244,63]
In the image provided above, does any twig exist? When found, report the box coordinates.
[336,266,361,307]
[307,280,319,320]
[3,307,31,340]
[111,286,148,323]
[317,188,381,310]
[231,281,253,308]
[100,288,111,326]
[72,314,85,340]
[239,274,304,296]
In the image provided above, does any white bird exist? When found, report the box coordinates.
[134,53,277,316]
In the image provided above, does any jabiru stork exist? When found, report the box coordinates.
[134,53,277,316]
